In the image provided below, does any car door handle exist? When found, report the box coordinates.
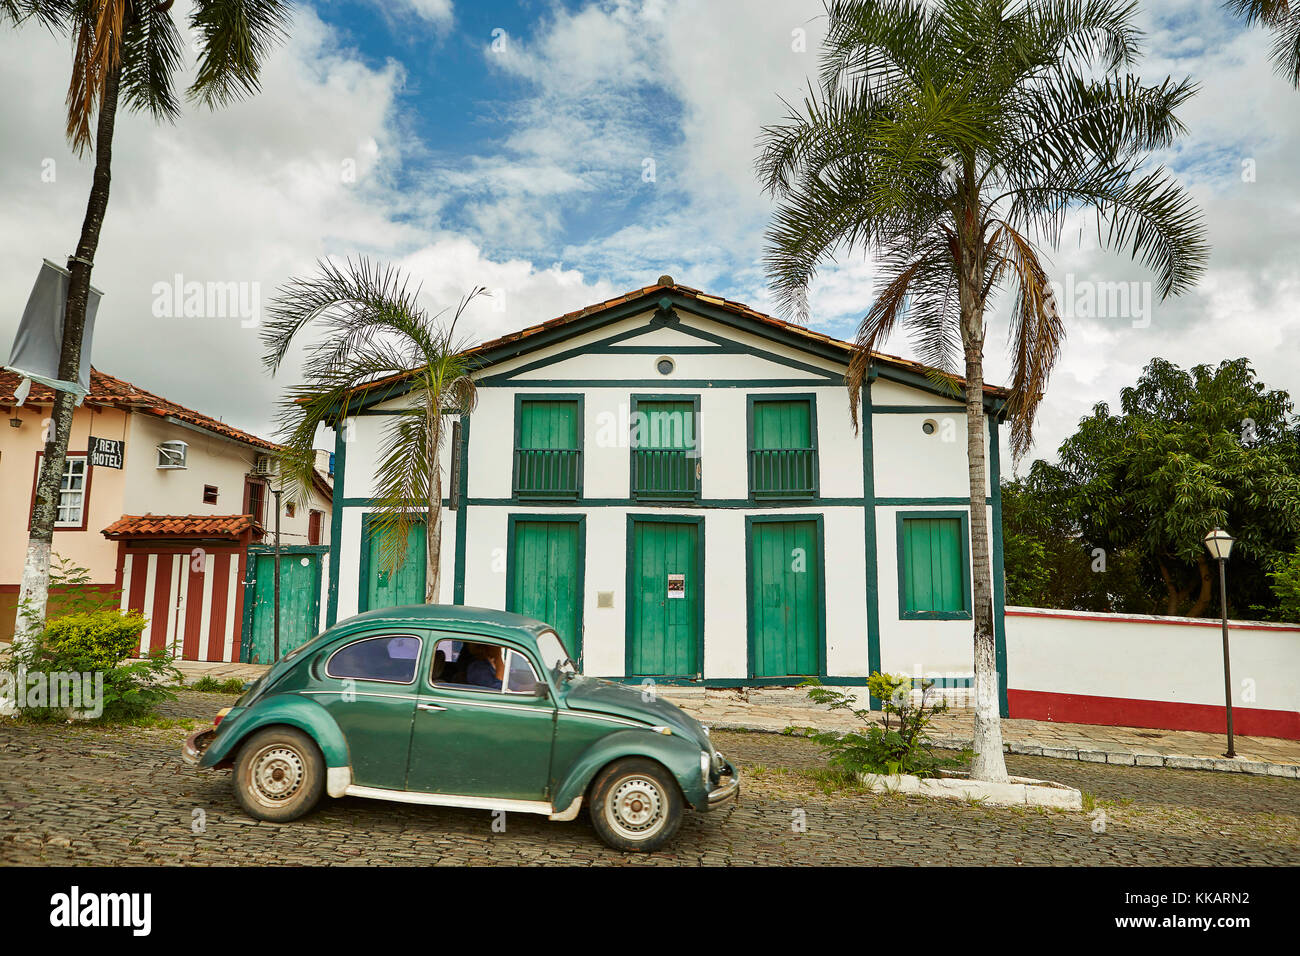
[417,702,447,712]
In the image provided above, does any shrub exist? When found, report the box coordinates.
[784,673,968,778]
[40,609,147,670]
[12,610,181,723]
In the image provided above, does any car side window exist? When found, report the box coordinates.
[325,635,421,684]
[429,638,541,695]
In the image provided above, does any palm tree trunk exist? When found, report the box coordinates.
[962,286,1009,784]
[14,57,122,649]
[425,405,442,604]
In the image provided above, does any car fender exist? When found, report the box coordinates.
[552,728,709,813]
[198,695,349,773]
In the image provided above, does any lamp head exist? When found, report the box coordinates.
[1204,527,1235,561]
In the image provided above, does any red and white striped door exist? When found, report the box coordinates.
[117,545,247,662]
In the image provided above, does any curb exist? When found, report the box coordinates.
[697,719,1300,778]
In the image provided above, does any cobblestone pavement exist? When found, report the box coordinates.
[1,692,1296,866]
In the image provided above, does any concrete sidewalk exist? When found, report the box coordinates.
[660,689,1300,778]
[164,659,1300,777]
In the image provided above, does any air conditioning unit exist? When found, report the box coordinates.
[156,440,188,470]
[251,454,279,477]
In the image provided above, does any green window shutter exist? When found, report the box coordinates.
[519,400,578,450]
[750,399,815,497]
[632,400,698,498]
[901,517,966,615]
[515,400,581,497]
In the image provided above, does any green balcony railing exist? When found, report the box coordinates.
[632,449,699,499]
[514,448,582,498]
[749,447,816,498]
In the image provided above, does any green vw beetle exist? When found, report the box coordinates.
[183,605,738,851]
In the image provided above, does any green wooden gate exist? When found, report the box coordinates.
[508,517,584,662]
[747,517,823,678]
[626,517,702,677]
[245,549,323,664]
[360,516,427,611]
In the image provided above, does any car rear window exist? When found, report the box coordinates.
[326,635,421,684]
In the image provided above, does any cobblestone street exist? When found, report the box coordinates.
[2,691,1297,866]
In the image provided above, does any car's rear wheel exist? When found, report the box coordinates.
[233,727,325,823]
[589,758,683,852]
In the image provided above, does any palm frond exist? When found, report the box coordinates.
[187,0,290,108]
[120,0,183,123]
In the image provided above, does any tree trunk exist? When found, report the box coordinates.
[1187,554,1215,618]
[425,406,442,604]
[959,234,1009,784]
[13,57,122,649]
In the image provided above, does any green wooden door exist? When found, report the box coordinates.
[247,553,321,664]
[510,519,582,662]
[364,519,427,610]
[628,519,700,677]
[749,519,821,677]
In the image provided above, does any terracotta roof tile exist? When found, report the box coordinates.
[0,367,280,451]
[102,514,256,540]
[321,280,1010,405]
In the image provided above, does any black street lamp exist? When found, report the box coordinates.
[1203,527,1236,758]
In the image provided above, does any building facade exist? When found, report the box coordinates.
[325,281,1010,710]
[0,368,332,661]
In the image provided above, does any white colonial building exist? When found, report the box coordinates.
[324,279,1010,712]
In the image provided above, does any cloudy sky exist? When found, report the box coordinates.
[1,0,1296,468]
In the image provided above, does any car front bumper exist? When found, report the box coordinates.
[182,726,218,767]
[706,760,739,809]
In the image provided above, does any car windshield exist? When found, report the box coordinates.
[536,631,576,680]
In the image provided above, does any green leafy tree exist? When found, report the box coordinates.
[756,0,1207,781]
[1270,548,1300,620]
[1056,357,1300,618]
[1001,466,1156,611]
[263,259,483,604]
[4,0,291,648]
[1225,0,1300,87]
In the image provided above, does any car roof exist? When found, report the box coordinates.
[332,604,554,644]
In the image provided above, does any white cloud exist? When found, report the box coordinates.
[1,0,1297,470]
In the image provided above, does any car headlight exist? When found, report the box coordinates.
[701,750,711,784]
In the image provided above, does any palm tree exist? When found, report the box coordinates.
[1225,0,1300,86]
[4,0,291,646]
[758,0,1208,782]
[263,259,484,604]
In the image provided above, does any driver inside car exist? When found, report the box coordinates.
[463,643,506,690]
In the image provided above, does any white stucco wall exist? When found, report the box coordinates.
[1006,606,1300,717]
[327,302,1000,684]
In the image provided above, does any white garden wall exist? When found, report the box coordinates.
[1006,606,1300,740]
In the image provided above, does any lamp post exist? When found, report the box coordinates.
[1203,527,1236,758]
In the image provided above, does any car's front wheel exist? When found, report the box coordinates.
[589,758,683,852]
[232,727,325,823]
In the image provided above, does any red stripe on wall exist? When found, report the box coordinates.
[182,553,204,660]
[1005,608,1300,633]
[149,556,173,654]
[1008,689,1300,741]
[206,553,230,663]
[127,554,148,615]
